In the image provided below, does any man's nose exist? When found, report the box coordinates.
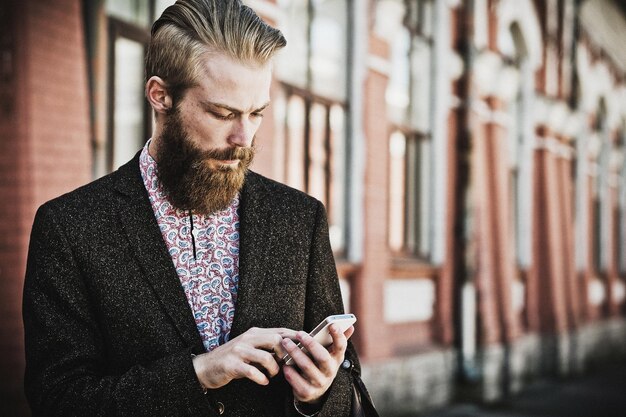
[227,118,255,147]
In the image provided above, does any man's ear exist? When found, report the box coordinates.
[145,76,173,114]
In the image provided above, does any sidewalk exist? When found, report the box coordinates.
[413,361,626,417]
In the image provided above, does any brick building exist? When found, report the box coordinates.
[1,0,626,415]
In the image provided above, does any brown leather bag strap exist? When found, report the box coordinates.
[350,372,380,417]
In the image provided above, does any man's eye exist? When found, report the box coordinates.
[214,112,234,121]
[251,112,264,119]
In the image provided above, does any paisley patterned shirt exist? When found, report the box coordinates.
[139,141,240,352]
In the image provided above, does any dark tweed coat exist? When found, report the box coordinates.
[23,153,359,417]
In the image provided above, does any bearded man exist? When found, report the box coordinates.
[22,1,360,416]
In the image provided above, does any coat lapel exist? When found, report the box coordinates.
[112,154,204,352]
[230,172,273,338]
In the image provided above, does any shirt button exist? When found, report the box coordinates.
[217,401,225,415]
[341,359,352,369]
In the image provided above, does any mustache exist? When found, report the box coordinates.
[190,146,256,168]
[200,146,254,160]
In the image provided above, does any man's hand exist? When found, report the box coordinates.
[192,327,297,389]
[281,324,355,404]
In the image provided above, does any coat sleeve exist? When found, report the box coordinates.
[22,204,214,417]
[287,200,359,417]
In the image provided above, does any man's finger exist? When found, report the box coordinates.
[241,347,281,378]
[295,331,335,375]
[237,362,270,386]
[283,364,316,401]
[275,328,299,340]
[243,332,288,354]
[327,324,348,358]
[281,337,322,377]
[344,325,355,340]
[249,327,298,340]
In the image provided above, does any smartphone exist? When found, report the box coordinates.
[282,313,356,366]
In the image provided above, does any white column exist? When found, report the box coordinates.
[430,0,451,265]
[518,59,535,268]
[346,0,368,262]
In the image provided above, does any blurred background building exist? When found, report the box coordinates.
[1,0,626,415]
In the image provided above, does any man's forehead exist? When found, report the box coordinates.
[199,49,273,79]
[185,54,272,112]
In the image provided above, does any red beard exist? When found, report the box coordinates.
[155,109,256,215]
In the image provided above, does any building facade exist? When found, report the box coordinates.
[1,0,626,415]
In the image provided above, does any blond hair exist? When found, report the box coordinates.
[146,0,286,103]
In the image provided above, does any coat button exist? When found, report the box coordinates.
[341,359,352,369]
[217,401,225,415]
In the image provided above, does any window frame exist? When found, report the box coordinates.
[280,82,349,256]
[106,16,152,173]
[276,0,351,257]
[386,0,435,262]
[388,127,432,261]
[101,0,176,174]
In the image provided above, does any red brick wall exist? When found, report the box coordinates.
[533,132,569,335]
[436,9,462,347]
[472,114,503,345]
[559,153,581,329]
[353,34,392,360]
[0,0,91,415]
[27,0,92,204]
[489,98,522,342]
[0,3,29,414]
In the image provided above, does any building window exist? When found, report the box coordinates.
[389,130,431,258]
[105,0,174,27]
[106,0,151,27]
[276,0,348,101]
[95,0,175,175]
[276,0,349,254]
[107,19,150,172]
[387,0,434,259]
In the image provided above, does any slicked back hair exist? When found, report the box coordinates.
[146,0,286,105]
